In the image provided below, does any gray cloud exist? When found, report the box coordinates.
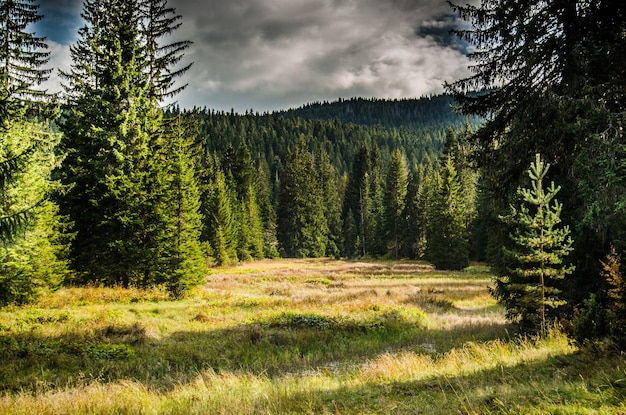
[37,0,470,112]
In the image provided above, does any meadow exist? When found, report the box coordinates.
[0,259,625,414]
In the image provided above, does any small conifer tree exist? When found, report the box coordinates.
[497,153,574,335]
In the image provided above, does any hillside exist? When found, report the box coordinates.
[184,94,482,175]
[277,94,479,131]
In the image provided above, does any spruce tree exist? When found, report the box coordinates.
[159,116,206,294]
[498,154,574,335]
[203,165,238,266]
[277,138,327,257]
[0,121,69,305]
[367,144,385,256]
[426,156,469,270]
[383,149,408,257]
[341,144,383,257]
[0,0,51,125]
[0,1,68,304]
[225,143,264,261]
[342,145,371,257]
[138,0,192,100]
[447,0,626,311]
[399,168,423,259]
[59,0,200,292]
[316,148,341,258]
[256,159,279,258]
[0,0,51,239]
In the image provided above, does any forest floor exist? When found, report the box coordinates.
[1,259,625,414]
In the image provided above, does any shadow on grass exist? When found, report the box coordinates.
[269,351,625,414]
[0,309,511,394]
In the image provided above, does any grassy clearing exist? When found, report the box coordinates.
[0,259,625,414]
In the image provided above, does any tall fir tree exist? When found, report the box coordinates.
[341,143,383,257]
[0,0,51,239]
[0,0,51,125]
[399,168,424,259]
[367,144,385,256]
[443,124,481,260]
[277,138,327,257]
[58,0,201,292]
[0,0,68,304]
[383,148,408,257]
[0,121,69,305]
[342,145,368,257]
[138,0,192,100]
[426,156,469,270]
[159,115,206,294]
[256,159,279,258]
[316,147,342,258]
[202,161,238,266]
[225,143,264,261]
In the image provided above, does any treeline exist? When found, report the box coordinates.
[192,118,480,268]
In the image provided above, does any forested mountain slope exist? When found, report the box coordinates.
[277,95,478,130]
[182,94,481,175]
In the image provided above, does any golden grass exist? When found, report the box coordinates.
[0,259,625,414]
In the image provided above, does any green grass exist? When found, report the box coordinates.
[0,259,625,414]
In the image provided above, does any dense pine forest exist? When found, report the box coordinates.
[165,91,481,264]
[1,0,626,349]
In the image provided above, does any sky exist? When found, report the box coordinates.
[36,0,472,113]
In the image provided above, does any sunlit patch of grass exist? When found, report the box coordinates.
[33,285,171,308]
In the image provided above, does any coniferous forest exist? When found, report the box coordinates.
[2,0,626,351]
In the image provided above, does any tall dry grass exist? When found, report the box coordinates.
[0,259,624,414]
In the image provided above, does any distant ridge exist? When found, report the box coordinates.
[276,94,478,130]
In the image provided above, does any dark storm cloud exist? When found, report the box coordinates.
[38,0,83,43]
[38,0,471,112]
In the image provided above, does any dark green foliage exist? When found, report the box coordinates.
[202,162,237,266]
[167,98,485,263]
[399,167,426,259]
[0,0,52,241]
[575,247,626,347]
[280,96,480,132]
[443,124,481,260]
[0,0,52,126]
[342,144,383,257]
[198,142,265,265]
[496,154,574,335]
[60,0,155,284]
[316,148,342,258]
[383,149,408,257]
[58,0,201,293]
[426,156,469,270]
[277,139,327,258]
[224,143,264,261]
[447,0,626,315]
[0,1,67,305]
[255,159,279,258]
[139,0,192,100]
[185,95,474,180]
[158,116,206,294]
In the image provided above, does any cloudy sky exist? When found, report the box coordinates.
[36,0,471,113]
